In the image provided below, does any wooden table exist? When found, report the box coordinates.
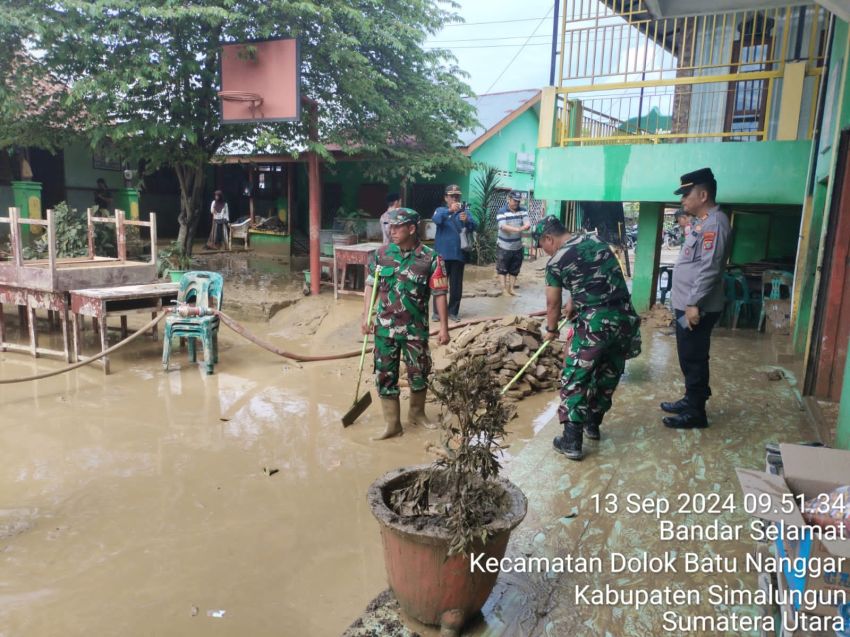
[69,282,179,374]
[333,242,383,300]
[0,285,71,362]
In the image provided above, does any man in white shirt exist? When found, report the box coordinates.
[495,191,531,295]
[380,192,401,245]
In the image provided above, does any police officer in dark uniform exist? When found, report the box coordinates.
[661,168,731,429]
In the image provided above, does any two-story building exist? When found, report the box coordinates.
[535,0,850,446]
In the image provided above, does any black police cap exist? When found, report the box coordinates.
[674,167,715,195]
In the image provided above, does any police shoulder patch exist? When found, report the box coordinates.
[702,231,716,251]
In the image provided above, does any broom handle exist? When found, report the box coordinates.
[501,317,571,395]
[353,273,381,402]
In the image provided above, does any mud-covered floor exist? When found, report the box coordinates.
[0,255,814,637]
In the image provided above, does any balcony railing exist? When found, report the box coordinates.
[552,2,828,146]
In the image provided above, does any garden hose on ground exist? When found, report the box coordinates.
[0,312,169,384]
[0,308,548,384]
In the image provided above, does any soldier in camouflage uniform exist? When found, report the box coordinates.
[534,216,642,460]
[362,208,450,440]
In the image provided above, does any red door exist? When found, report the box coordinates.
[808,131,850,401]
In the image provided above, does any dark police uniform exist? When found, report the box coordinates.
[665,168,731,428]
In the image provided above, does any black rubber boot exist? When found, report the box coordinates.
[553,422,583,460]
[663,408,708,429]
[660,397,690,414]
[584,413,602,441]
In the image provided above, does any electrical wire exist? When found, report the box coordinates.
[482,7,554,94]
[427,33,553,44]
[426,43,553,50]
[442,16,551,27]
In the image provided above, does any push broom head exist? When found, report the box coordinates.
[342,391,372,427]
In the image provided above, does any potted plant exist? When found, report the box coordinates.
[367,357,527,636]
[157,241,192,282]
[333,207,369,243]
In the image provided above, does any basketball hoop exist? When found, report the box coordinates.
[218,90,264,119]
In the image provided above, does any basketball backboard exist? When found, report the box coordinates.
[219,38,300,124]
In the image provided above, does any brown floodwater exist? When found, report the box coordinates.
[1,254,813,637]
[0,262,555,637]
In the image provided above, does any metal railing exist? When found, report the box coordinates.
[553,2,828,146]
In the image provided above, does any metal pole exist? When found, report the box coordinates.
[549,0,560,86]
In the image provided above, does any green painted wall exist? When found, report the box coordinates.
[631,202,664,313]
[321,162,403,216]
[430,169,469,200]
[62,140,125,214]
[730,213,771,264]
[838,351,850,450]
[470,108,539,194]
[767,211,802,259]
[794,182,829,350]
[795,20,850,359]
[424,107,544,217]
[728,209,801,265]
[534,141,811,204]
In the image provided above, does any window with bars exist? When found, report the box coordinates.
[724,17,775,141]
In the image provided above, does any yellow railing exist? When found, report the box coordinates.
[553,2,828,146]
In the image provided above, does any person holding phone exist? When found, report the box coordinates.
[432,184,477,322]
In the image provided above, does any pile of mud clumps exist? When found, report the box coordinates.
[437,315,563,402]
[643,303,674,329]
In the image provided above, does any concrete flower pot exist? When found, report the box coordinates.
[367,465,527,636]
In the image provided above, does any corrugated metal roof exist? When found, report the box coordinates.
[458,89,540,147]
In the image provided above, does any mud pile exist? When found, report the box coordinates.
[437,315,563,401]
[643,303,674,328]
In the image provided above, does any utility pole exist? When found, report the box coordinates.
[549,0,560,86]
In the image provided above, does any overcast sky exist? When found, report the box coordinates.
[427,0,559,96]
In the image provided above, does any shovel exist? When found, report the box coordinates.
[342,270,382,427]
[501,317,572,395]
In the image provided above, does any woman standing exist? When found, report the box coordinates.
[206,190,230,250]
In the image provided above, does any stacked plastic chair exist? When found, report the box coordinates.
[162,271,224,374]
[722,268,758,329]
[757,270,793,332]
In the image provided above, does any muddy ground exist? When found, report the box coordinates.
[0,254,558,636]
[0,250,814,636]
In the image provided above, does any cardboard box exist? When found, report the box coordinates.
[737,444,850,617]
[764,299,792,335]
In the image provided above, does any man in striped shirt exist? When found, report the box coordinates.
[495,191,531,296]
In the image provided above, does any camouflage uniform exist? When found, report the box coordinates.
[366,241,448,397]
[545,232,642,426]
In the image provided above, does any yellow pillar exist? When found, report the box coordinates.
[776,61,806,141]
[537,87,558,149]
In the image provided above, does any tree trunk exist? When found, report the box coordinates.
[174,163,205,256]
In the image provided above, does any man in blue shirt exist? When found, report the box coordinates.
[495,190,531,296]
[432,184,477,322]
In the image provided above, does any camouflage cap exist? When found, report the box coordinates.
[531,215,565,247]
[386,207,420,226]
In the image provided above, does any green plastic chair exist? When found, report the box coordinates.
[757,270,793,332]
[722,269,758,329]
[162,271,224,374]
